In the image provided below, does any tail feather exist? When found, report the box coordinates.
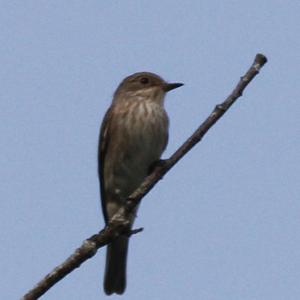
[104,237,128,295]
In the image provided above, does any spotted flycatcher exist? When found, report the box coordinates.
[98,72,183,295]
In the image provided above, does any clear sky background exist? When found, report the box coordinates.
[1,1,299,299]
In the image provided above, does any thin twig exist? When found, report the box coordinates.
[22,53,267,300]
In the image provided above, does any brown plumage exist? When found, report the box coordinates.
[98,72,183,295]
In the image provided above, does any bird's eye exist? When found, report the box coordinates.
[140,77,149,84]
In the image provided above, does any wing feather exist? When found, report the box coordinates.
[98,107,113,224]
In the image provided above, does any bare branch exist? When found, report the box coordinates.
[22,53,267,300]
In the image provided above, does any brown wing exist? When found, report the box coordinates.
[98,106,113,224]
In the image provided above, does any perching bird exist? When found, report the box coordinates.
[98,72,183,295]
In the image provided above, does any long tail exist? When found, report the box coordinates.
[104,236,128,295]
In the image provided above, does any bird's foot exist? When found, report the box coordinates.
[148,159,169,175]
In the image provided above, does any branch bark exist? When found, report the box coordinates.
[22,53,267,300]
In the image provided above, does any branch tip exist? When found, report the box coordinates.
[130,227,144,235]
[255,53,268,65]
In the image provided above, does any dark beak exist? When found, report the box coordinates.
[164,82,184,92]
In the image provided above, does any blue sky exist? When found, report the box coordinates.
[1,1,299,299]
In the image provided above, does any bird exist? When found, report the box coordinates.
[98,72,183,295]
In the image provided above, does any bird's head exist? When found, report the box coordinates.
[113,72,183,105]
